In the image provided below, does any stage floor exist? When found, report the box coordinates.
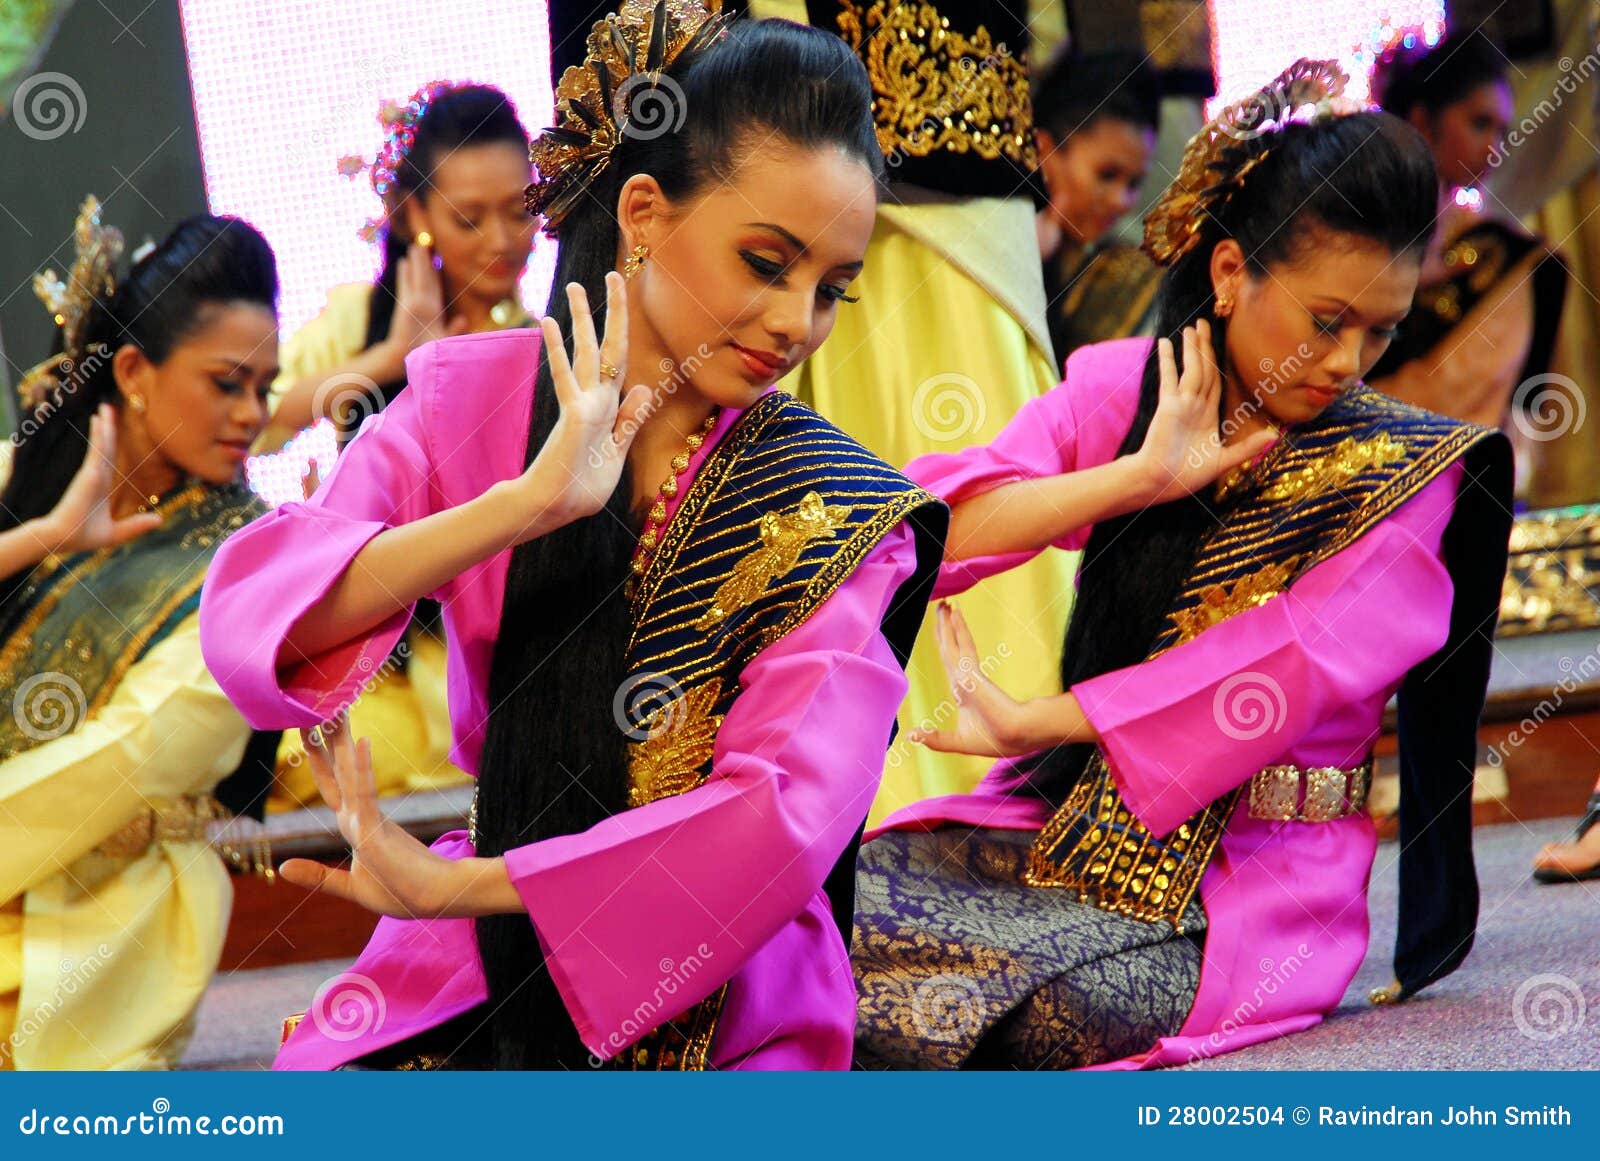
[179,816,1598,1071]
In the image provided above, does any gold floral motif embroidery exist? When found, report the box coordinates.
[1257,433,1408,502]
[627,678,726,807]
[692,492,849,630]
[1167,557,1298,643]
[836,0,1036,168]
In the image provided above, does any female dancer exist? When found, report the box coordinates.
[852,62,1513,1069]
[1368,31,1568,428]
[1,204,280,1068]
[1035,50,1165,364]
[202,0,944,1071]
[261,81,535,449]
[258,82,536,809]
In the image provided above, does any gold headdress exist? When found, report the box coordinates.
[18,195,123,408]
[1143,59,1360,266]
[526,0,731,236]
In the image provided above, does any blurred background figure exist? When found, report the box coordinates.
[1368,30,1570,433]
[1034,50,1165,366]
[0,205,280,1069]
[254,82,536,813]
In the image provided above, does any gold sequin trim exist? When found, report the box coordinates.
[836,0,1036,168]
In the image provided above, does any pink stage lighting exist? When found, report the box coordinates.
[1210,0,1446,108]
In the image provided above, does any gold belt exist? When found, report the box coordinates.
[1246,760,1372,823]
[93,794,274,877]
[94,794,222,858]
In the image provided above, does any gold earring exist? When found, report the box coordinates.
[415,229,433,248]
[1215,294,1233,317]
[128,394,146,413]
[622,243,649,280]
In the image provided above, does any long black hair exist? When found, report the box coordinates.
[0,214,278,562]
[1022,110,1440,801]
[469,17,884,1068]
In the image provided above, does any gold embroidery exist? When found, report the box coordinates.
[1168,558,1297,643]
[1257,433,1408,502]
[691,492,849,630]
[836,0,1035,168]
[627,678,727,807]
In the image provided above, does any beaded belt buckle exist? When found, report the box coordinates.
[1247,760,1373,822]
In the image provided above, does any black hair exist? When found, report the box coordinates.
[360,85,530,398]
[0,214,278,540]
[470,16,883,1068]
[1372,30,1508,120]
[1022,110,1439,800]
[1033,49,1161,141]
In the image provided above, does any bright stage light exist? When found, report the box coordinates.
[1210,0,1446,109]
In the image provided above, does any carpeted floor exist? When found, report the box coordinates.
[180,817,1598,1070]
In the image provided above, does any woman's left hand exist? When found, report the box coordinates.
[279,718,509,918]
[909,603,1056,757]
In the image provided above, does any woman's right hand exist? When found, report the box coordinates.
[41,404,162,554]
[385,243,469,360]
[512,273,653,533]
[1131,320,1277,506]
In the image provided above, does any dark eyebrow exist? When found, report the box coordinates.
[1309,299,1408,326]
[744,222,865,272]
[744,221,808,252]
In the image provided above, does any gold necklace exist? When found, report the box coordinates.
[630,409,719,584]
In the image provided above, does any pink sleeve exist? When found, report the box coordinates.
[199,368,439,729]
[501,524,918,1059]
[1074,462,1464,838]
[904,339,1146,598]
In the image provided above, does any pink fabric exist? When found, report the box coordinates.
[881,336,1464,1069]
[201,329,919,1070]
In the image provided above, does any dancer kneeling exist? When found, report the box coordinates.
[852,62,1512,1070]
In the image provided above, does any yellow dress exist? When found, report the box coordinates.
[781,195,1075,823]
[0,614,248,1069]
[256,283,528,811]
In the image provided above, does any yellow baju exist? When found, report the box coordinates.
[254,282,529,811]
[0,615,246,1069]
[781,195,1075,823]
